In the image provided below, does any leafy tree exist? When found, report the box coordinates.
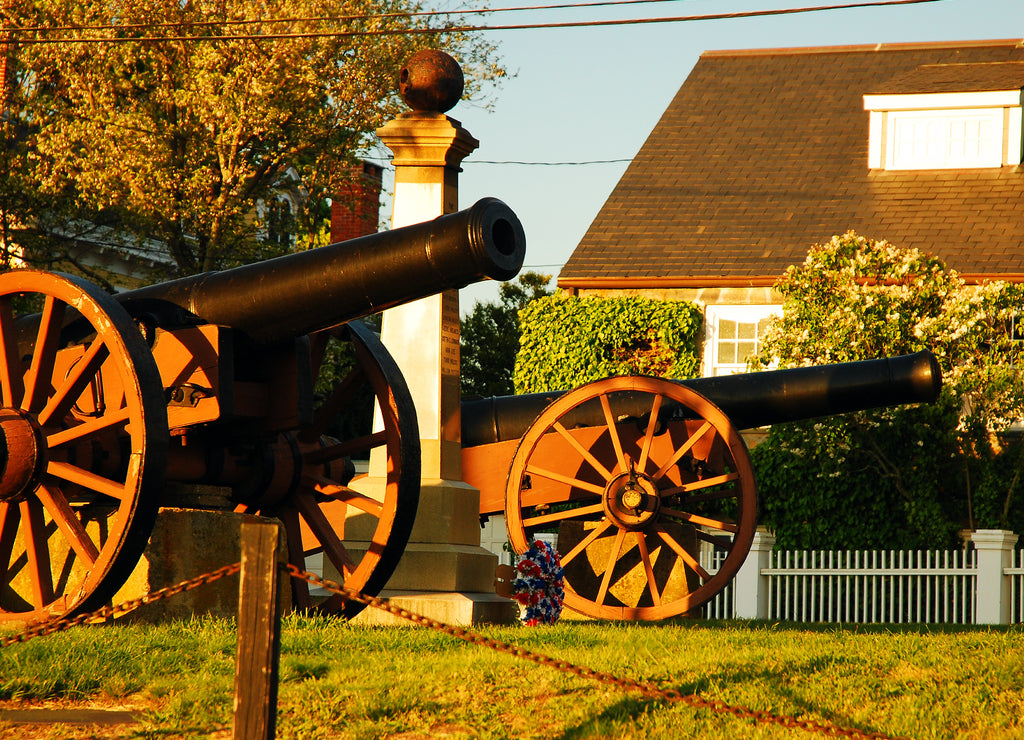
[460,271,552,397]
[1,0,503,280]
[750,231,1024,549]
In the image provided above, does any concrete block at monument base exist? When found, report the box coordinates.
[351,591,519,627]
[406,481,485,546]
[113,508,290,623]
[331,543,499,593]
[332,478,519,625]
[346,481,483,546]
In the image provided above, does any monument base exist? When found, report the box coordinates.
[338,479,518,625]
[351,590,518,627]
[113,508,290,623]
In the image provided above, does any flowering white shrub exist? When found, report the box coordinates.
[751,232,1024,547]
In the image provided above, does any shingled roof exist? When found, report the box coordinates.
[560,39,1024,290]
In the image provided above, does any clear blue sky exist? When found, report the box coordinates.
[374,0,1021,312]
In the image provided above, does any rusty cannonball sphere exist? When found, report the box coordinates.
[399,49,464,113]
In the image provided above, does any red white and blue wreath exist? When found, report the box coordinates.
[511,539,565,625]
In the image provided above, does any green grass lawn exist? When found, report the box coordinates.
[1,613,1022,739]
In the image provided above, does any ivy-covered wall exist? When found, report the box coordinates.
[513,293,703,393]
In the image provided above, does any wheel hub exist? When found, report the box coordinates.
[0,409,46,503]
[603,457,660,531]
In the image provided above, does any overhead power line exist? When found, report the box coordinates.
[1,0,947,44]
[467,158,633,165]
[1,0,706,34]
[360,154,630,168]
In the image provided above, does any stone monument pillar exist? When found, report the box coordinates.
[354,51,517,625]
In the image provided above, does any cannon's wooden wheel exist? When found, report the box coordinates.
[247,320,419,619]
[0,270,167,623]
[505,375,756,620]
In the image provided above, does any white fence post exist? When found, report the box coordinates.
[734,528,775,620]
[971,529,1018,625]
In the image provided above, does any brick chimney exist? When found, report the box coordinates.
[330,161,384,243]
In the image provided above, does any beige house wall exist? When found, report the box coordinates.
[572,285,782,306]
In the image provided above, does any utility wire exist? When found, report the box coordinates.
[364,153,633,167]
[1,0,706,34]
[466,158,633,165]
[2,0,947,44]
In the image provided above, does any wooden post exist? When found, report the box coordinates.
[233,521,283,740]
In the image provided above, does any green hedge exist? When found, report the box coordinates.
[513,293,703,393]
[751,401,968,550]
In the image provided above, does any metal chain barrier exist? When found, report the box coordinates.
[0,562,241,648]
[0,560,906,740]
[286,565,908,740]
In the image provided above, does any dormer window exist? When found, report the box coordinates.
[863,63,1024,170]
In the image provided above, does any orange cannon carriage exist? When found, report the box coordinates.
[0,198,525,623]
[461,352,941,620]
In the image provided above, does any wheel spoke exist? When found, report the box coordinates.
[304,474,384,518]
[299,363,366,444]
[598,393,628,474]
[595,527,626,606]
[559,519,611,567]
[652,421,715,481]
[0,502,18,574]
[551,421,613,481]
[279,506,311,610]
[635,531,662,607]
[46,461,129,501]
[20,498,54,609]
[46,407,132,448]
[661,507,739,534]
[35,484,99,565]
[656,525,711,581]
[0,295,25,408]
[293,490,358,599]
[22,295,67,413]
[37,337,109,428]
[636,393,664,473]
[303,431,387,466]
[524,464,605,496]
[523,502,604,528]
[658,471,741,499]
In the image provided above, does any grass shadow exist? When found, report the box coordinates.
[554,696,662,740]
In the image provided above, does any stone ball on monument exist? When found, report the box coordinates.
[399,49,464,113]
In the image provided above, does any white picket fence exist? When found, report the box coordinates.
[481,517,1024,624]
[1011,549,1024,623]
[702,529,1024,625]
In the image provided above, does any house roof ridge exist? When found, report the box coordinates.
[700,38,1024,60]
[567,38,1024,288]
[557,276,783,289]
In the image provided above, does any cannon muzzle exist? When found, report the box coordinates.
[461,350,942,447]
[119,197,525,344]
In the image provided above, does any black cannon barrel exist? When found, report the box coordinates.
[119,197,525,344]
[461,351,941,447]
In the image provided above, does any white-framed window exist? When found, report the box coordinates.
[889,109,1002,169]
[864,90,1024,170]
[703,305,780,377]
[266,198,295,247]
[1009,314,1024,344]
